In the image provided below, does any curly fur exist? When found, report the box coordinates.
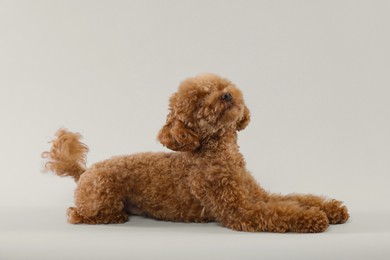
[42,73,349,232]
[42,129,88,181]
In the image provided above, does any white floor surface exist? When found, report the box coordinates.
[1,207,389,260]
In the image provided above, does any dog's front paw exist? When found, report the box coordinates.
[294,208,329,233]
[322,199,349,224]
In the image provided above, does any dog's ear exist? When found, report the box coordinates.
[158,112,200,152]
[237,106,250,131]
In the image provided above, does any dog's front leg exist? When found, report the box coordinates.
[189,173,329,233]
[267,193,349,224]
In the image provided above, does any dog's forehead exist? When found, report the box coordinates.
[199,74,228,87]
[194,75,233,92]
[177,74,239,98]
[201,82,230,92]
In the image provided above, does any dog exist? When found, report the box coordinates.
[42,73,349,232]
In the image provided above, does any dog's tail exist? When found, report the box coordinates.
[42,128,89,181]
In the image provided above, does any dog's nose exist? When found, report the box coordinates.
[221,92,233,102]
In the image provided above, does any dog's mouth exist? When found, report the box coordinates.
[217,101,242,124]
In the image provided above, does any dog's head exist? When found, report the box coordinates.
[158,74,250,152]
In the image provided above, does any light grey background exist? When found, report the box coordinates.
[1,1,389,259]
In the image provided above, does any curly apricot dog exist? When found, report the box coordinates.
[42,74,349,232]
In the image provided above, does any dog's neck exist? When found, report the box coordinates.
[196,130,240,155]
[191,130,246,169]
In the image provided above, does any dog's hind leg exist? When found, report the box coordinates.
[67,206,128,224]
[67,170,130,224]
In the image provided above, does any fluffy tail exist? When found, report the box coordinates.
[42,129,89,181]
